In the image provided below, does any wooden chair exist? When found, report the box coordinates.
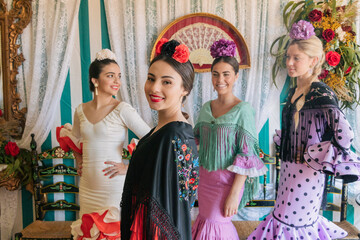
[15,134,79,240]
[324,175,360,240]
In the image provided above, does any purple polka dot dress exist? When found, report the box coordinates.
[248,82,360,240]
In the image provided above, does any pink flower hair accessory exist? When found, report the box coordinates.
[210,38,237,59]
[289,20,315,40]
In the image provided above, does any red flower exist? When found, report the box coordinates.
[4,141,20,157]
[172,44,190,63]
[318,69,329,80]
[325,51,341,67]
[189,178,195,184]
[324,9,331,17]
[345,66,352,75]
[155,38,169,55]
[0,109,2,117]
[185,154,190,161]
[342,25,352,32]
[192,185,198,190]
[322,29,335,42]
[308,9,323,22]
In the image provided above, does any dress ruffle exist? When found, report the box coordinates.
[273,129,281,147]
[227,156,268,177]
[247,214,347,240]
[192,214,239,240]
[304,141,360,183]
[71,206,120,240]
[56,124,82,154]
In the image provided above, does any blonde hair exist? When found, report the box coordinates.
[289,36,325,78]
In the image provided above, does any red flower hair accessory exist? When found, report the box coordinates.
[155,38,169,55]
[172,44,190,63]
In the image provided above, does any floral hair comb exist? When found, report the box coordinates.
[155,38,190,63]
[95,49,117,61]
[210,38,237,59]
[289,20,315,40]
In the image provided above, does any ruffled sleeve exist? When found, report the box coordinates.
[304,107,360,183]
[118,102,150,139]
[56,109,83,154]
[226,104,267,178]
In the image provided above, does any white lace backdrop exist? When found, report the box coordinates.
[104,0,288,134]
[16,0,80,148]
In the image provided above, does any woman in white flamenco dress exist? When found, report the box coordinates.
[57,49,150,240]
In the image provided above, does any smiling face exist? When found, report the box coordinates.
[211,61,239,96]
[286,44,316,79]
[144,60,188,114]
[92,63,121,96]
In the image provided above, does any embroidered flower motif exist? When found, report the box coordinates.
[42,152,49,158]
[173,137,199,201]
[181,144,187,152]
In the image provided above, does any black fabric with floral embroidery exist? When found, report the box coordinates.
[121,121,199,240]
[280,81,341,164]
[172,137,199,202]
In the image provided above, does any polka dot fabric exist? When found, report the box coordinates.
[248,82,358,240]
[304,110,360,184]
[247,162,347,240]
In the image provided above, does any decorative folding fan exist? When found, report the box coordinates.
[150,13,250,72]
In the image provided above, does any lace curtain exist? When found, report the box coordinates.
[104,0,288,131]
[16,0,80,149]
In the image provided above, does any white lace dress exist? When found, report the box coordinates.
[59,102,150,239]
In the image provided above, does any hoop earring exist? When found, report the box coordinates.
[94,83,98,96]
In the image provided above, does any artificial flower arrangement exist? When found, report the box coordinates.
[0,110,33,191]
[271,0,360,109]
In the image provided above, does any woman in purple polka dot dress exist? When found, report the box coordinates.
[248,21,360,240]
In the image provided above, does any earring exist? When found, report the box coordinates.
[94,83,98,96]
[308,66,313,75]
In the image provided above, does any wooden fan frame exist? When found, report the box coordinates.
[150,13,251,73]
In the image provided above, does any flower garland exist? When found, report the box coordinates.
[271,0,360,108]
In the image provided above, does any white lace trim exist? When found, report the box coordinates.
[227,164,268,177]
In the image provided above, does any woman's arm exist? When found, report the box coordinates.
[224,174,247,217]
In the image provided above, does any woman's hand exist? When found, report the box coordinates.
[223,173,247,217]
[74,152,83,176]
[224,192,240,217]
[103,161,128,178]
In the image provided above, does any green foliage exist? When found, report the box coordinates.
[0,141,33,186]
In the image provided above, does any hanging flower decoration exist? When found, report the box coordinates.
[270,0,360,108]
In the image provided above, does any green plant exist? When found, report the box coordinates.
[0,140,33,188]
[271,0,360,109]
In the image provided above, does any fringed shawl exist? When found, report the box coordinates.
[121,122,199,240]
[194,101,262,209]
[280,81,340,164]
[194,101,260,170]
